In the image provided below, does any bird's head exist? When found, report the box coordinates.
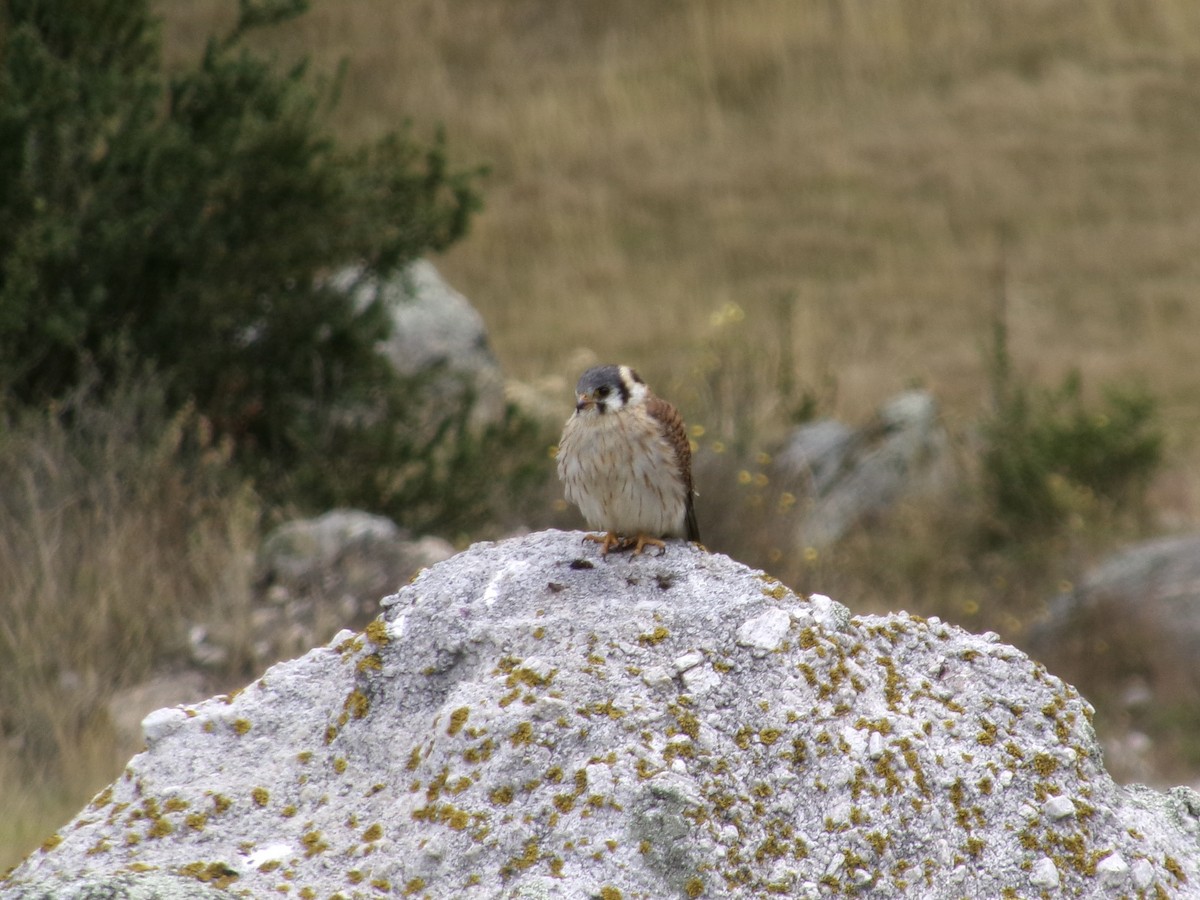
[573,364,647,416]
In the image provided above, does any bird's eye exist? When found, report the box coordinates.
[596,386,611,399]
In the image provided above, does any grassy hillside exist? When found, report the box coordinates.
[161,2,1200,450]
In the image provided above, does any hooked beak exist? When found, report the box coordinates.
[575,394,595,412]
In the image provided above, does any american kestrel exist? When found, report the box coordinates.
[557,364,700,555]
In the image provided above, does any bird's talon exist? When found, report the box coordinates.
[632,534,667,556]
[583,531,625,556]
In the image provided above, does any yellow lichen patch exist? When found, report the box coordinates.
[336,634,364,655]
[508,666,555,689]
[585,699,626,720]
[1032,753,1059,778]
[671,707,701,740]
[301,830,328,857]
[426,767,450,801]
[463,738,495,764]
[684,876,705,898]
[89,786,114,809]
[344,689,371,720]
[635,759,659,780]
[211,794,232,814]
[637,626,670,647]
[232,718,252,735]
[403,878,426,896]
[877,656,903,710]
[599,887,623,900]
[761,583,789,601]
[185,813,209,831]
[447,707,470,736]
[405,745,423,771]
[489,786,514,806]
[362,823,383,842]
[333,757,348,775]
[364,620,391,646]
[734,726,753,750]
[510,722,534,747]
[1164,855,1188,883]
[40,833,63,853]
[179,861,239,889]
[147,818,173,839]
[251,788,269,808]
[164,797,189,813]
[501,838,541,876]
[357,653,383,673]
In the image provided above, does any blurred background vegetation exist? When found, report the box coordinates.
[4,0,1200,869]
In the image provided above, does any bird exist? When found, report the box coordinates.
[557,364,700,555]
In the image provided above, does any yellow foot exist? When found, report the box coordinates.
[583,532,668,556]
[583,531,628,556]
[632,534,667,556]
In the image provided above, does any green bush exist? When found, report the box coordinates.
[0,0,482,508]
[982,369,1163,534]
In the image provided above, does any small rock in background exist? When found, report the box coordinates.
[1028,532,1200,788]
[107,511,452,762]
[773,389,957,550]
[244,509,454,666]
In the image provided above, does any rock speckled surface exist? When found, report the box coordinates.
[4,530,1198,898]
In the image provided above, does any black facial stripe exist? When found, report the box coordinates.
[628,368,645,385]
[616,378,630,406]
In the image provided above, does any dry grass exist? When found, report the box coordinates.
[0,380,259,869]
[6,0,1200,869]
[155,0,1200,502]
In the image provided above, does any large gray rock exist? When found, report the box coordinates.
[774,390,955,549]
[5,531,1198,899]
[330,260,506,434]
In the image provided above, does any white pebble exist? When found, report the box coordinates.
[1131,858,1155,889]
[1030,857,1059,888]
[868,731,885,760]
[736,608,792,656]
[1096,852,1129,885]
[1043,795,1076,820]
